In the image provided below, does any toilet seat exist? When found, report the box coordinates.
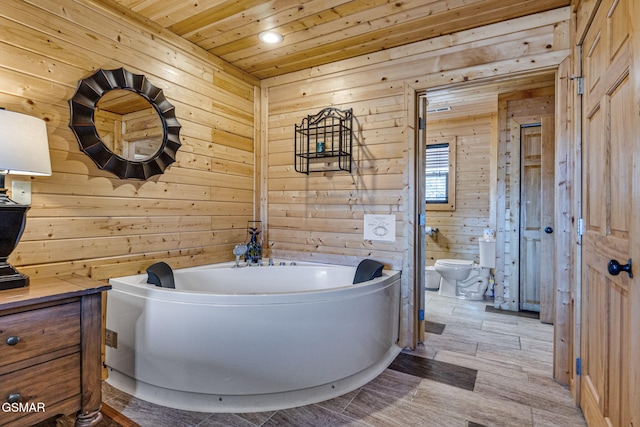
[435,259,474,267]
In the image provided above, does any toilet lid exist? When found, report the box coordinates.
[436,259,474,267]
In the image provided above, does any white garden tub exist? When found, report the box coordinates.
[105,261,401,413]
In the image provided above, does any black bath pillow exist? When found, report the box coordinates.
[146,262,175,289]
[353,259,385,284]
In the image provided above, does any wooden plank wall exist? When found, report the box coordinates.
[1,0,259,280]
[262,8,571,346]
[425,114,494,265]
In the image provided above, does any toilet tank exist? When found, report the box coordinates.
[478,238,496,268]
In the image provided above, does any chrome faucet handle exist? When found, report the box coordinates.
[233,244,248,268]
[233,244,248,256]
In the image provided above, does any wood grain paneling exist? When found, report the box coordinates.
[1,0,574,355]
[262,8,570,346]
[425,115,493,265]
[108,0,570,79]
[1,0,258,280]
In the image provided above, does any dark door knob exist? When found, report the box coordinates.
[544,227,553,234]
[607,259,633,278]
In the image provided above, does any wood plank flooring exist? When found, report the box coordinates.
[102,292,586,426]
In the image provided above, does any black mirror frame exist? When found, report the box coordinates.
[68,68,181,180]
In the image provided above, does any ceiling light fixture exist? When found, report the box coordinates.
[258,31,283,44]
[426,106,452,113]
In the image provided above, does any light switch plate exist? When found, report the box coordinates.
[11,180,31,205]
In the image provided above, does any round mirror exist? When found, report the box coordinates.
[95,90,163,161]
[68,68,181,180]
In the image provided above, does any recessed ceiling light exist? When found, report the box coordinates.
[258,31,283,44]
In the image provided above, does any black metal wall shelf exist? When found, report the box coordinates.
[294,107,352,174]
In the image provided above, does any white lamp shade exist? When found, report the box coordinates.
[0,110,52,176]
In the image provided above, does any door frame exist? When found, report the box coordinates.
[411,70,573,377]
[509,116,556,318]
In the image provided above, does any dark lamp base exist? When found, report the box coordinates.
[0,262,29,290]
[0,185,31,291]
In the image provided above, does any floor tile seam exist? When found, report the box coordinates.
[522,377,584,407]
[473,378,581,413]
[471,353,526,372]
[517,335,555,345]
[431,348,520,371]
[360,379,419,407]
[480,392,583,420]
[467,385,540,420]
[391,352,479,385]
[257,411,278,427]
[530,405,587,424]
[446,325,524,341]
[196,413,242,427]
[525,373,568,388]
[440,330,520,348]
[336,387,364,415]
[412,376,485,406]
[364,380,475,422]
[475,341,555,359]
[193,414,213,427]
[478,325,523,337]
[473,356,553,373]
[361,371,424,399]
[475,368,558,388]
[510,323,554,333]
[310,401,377,427]
[343,386,437,426]
[430,350,511,382]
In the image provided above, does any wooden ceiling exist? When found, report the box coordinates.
[110,0,570,80]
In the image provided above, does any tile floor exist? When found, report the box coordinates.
[102,292,587,426]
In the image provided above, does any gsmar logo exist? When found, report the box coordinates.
[2,402,46,413]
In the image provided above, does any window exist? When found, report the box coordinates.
[425,140,455,210]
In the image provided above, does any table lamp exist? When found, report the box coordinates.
[0,109,52,290]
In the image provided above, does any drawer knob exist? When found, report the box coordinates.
[7,393,20,404]
[6,336,20,346]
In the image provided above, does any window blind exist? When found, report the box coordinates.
[426,143,449,203]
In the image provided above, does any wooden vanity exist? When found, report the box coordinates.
[0,276,110,427]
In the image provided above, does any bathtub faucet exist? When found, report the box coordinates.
[233,244,248,268]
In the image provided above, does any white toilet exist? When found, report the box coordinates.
[434,237,496,300]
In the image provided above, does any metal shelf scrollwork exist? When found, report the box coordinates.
[294,107,352,174]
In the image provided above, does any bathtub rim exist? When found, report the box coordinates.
[108,261,401,305]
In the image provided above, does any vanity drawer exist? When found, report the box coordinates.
[0,353,81,425]
[0,301,81,368]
